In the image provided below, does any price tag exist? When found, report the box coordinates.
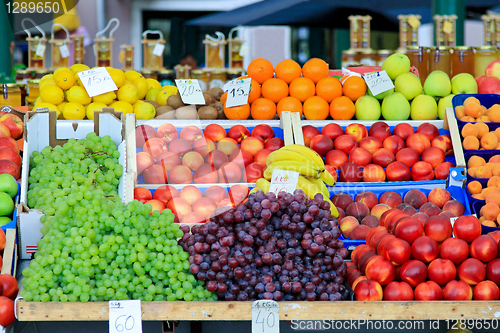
[363,70,395,96]
[443,21,453,34]
[252,300,279,333]
[408,16,421,29]
[269,169,299,196]
[60,44,70,58]
[35,43,46,58]
[239,43,249,57]
[78,67,118,97]
[175,79,206,104]
[152,43,165,57]
[109,300,142,333]
[225,78,251,107]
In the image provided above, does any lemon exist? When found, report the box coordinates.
[106,67,126,88]
[85,102,107,120]
[125,70,141,82]
[161,85,178,94]
[109,101,133,116]
[57,101,68,117]
[66,86,92,105]
[146,78,161,91]
[93,91,117,105]
[54,68,76,90]
[145,87,159,102]
[134,101,156,120]
[70,64,90,74]
[62,102,86,120]
[39,74,54,83]
[33,101,58,112]
[35,96,42,104]
[39,79,56,90]
[117,83,139,104]
[132,76,148,99]
[40,85,65,105]
[156,89,177,106]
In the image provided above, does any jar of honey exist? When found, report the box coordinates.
[209,70,226,89]
[226,69,243,82]
[376,50,392,66]
[15,70,31,85]
[406,46,429,84]
[359,49,377,66]
[141,70,157,80]
[191,70,209,92]
[26,79,40,108]
[157,70,175,87]
[341,50,359,68]
[475,46,498,77]
[429,46,451,77]
[451,46,475,77]
[0,84,23,107]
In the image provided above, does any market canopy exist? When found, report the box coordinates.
[186,0,500,29]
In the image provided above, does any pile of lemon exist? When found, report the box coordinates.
[34,64,178,120]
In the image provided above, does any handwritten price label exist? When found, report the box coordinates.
[35,43,46,58]
[109,300,142,333]
[363,70,395,96]
[252,300,279,333]
[268,169,299,196]
[175,79,206,105]
[152,43,165,57]
[60,44,70,58]
[225,78,251,107]
[78,67,118,97]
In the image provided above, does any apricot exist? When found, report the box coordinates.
[463,136,480,150]
[475,122,490,138]
[482,186,500,198]
[461,116,476,122]
[481,132,499,150]
[463,97,480,106]
[481,203,500,221]
[468,167,478,177]
[477,166,493,178]
[455,106,466,119]
[497,214,500,225]
[490,156,500,163]
[468,156,486,168]
[483,220,497,227]
[486,193,500,206]
[489,176,500,188]
[467,181,483,195]
[495,128,500,141]
[462,123,479,138]
[488,104,500,122]
[465,102,483,118]
[472,193,484,200]
[496,143,500,150]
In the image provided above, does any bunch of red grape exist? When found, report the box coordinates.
[179,189,349,301]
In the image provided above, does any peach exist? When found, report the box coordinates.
[145,199,165,214]
[153,185,179,204]
[169,138,192,157]
[428,188,452,208]
[421,147,445,169]
[192,197,217,219]
[166,197,192,220]
[442,200,466,217]
[355,191,379,210]
[181,212,205,224]
[180,185,203,205]
[253,149,271,169]
[412,212,429,225]
[419,202,441,217]
[380,191,403,208]
[470,234,498,263]
[193,137,216,157]
[458,258,486,285]
[350,225,371,240]
[325,150,348,169]
[372,148,395,168]
[354,280,384,301]
[371,203,391,219]
[240,137,265,157]
[416,123,440,141]
[135,124,157,147]
[346,202,370,221]
[359,136,383,154]
[396,203,417,216]
[217,139,239,156]
[143,138,168,159]
[393,123,415,141]
[349,147,372,167]
[396,147,419,168]
[339,216,360,238]
[204,185,227,204]
[302,125,320,146]
[345,123,368,142]
[362,164,386,182]
[386,161,411,182]
[383,135,405,154]
[334,135,358,155]
[243,162,264,183]
[180,125,203,144]
[203,124,227,142]
[205,150,228,169]
[406,133,431,156]
[331,192,353,211]
[474,281,500,300]
[361,215,380,228]
[157,151,182,173]
[218,162,243,183]
[431,135,453,155]
[443,280,473,301]
[136,152,155,175]
[404,189,428,209]
[143,164,169,184]
[182,151,204,171]
[168,165,193,184]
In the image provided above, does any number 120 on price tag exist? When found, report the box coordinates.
[109,300,142,333]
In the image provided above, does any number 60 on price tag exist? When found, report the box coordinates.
[252,300,279,333]
[109,300,142,333]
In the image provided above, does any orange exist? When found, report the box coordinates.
[277,96,303,118]
[246,58,274,84]
[342,76,367,102]
[223,103,250,120]
[330,96,355,120]
[274,59,302,84]
[316,77,342,103]
[302,58,329,83]
[303,96,329,120]
[261,78,289,103]
[289,77,315,102]
[220,92,227,104]
[250,98,276,120]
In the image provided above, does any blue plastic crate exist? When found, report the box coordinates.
[0,182,20,232]
[464,150,500,185]
[471,200,500,234]
[452,93,500,130]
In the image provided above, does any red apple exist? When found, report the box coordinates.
[400,260,427,288]
[180,185,203,205]
[359,136,383,154]
[302,125,320,147]
[396,148,419,168]
[474,280,500,300]
[383,135,405,154]
[243,162,264,183]
[414,281,443,300]
[406,133,431,156]
[362,164,386,182]
[370,126,391,143]
[136,152,155,175]
[453,215,481,243]
[428,258,456,286]
[194,163,218,184]
[339,162,362,182]
[152,185,179,204]
[180,125,203,144]
[310,135,334,157]
[416,122,440,141]
[345,123,368,142]
[0,296,15,326]
[458,258,486,285]
[203,124,227,142]
[264,137,284,151]
[321,123,344,140]
[325,150,348,169]
[228,125,250,143]
[0,147,21,168]
[218,162,242,183]
[372,148,394,168]
[365,255,396,285]
[411,236,439,263]
[168,138,192,157]
[384,281,413,301]
[435,162,455,180]
[143,164,168,184]
[411,161,434,181]
[354,280,384,301]
[0,137,19,154]
[134,187,152,203]
[156,123,177,144]
[393,123,415,140]
[334,135,357,155]
[240,137,265,157]
[251,124,274,142]
[168,165,193,184]
[143,137,168,159]
[0,123,10,138]
[135,124,157,147]
[385,161,411,182]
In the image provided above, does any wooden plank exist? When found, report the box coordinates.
[1,229,16,275]
[446,107,466,168]
[290,112,304,146]
[279,111,293,146]
[16,300,500,321]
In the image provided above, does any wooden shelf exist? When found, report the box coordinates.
[16,300,500,321]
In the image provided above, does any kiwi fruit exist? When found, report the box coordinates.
[167,94,185,109]
[205,91,217,103]
[156,105,175,117]
[196,93,214,109]
[175,106,198,119]
[144,100,160,109]
[208,87,224,101]
[198,106,218,120]
[212,101,225,119]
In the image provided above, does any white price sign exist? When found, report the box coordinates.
[152,43,165,57]
[60,44,70,58]
[35,43,46,58]
[252,300,279,333]
[268,169,299,196]
[109,300,142,333]
[175,79,206,104]
[363,70,395,96]
[225,78,251,107]
[78,67,118,97]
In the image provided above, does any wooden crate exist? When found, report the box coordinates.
[1,229,17,276]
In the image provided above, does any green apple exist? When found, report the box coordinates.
[0,192,14,216]
[438,94,455,120]
[381,92,410,120]
[381,53,411,80]
[0,174,18,198]
[368,87,394,100]
[394,72,422,100]
[423,70,452,98]
[355,95,381,120]
[411,94,438,120]
[451,73,478,94]
[0,216,11,226]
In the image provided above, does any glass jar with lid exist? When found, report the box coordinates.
[141,70,157,80]
[0,84,23,107]
[341,50,359,68]
[15,70,31,85]
[376,50,392,66]
[157,70,175,87]
[475,46,498,77]
[191,70,209,92]
[451,46,475,77]
[26,79,40,108]
[359,49,377,66]
[406,46,429,85]
[429,46,451,77]
[34,70,50,79]
[209,70,226,89]
[226,69,243,82]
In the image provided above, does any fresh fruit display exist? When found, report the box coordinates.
[0,273,18,326]
[179,189,349,301]
[461,122,500,150]
[466,155,500,181]
[0,112,23,180]
[0,175,18,228]
[34,65,184,120]
[349,212,500,301]
[134,184,250,225]
[477,60,500,95]
[454,96,500,123]
[304,122,454,182]
[135,123,284,185]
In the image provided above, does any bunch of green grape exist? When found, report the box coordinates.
[20,133,216,302]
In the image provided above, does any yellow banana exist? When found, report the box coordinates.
[266,148,319,168]
[325,197,339,218]
[249,188,260,195]
[297,176,321,199]
[307,176,330,199]
[282,144,325,170]
[256,178,271,193]
[264,166,274,180]
[321,169,336,186]
[267,161,321,178]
